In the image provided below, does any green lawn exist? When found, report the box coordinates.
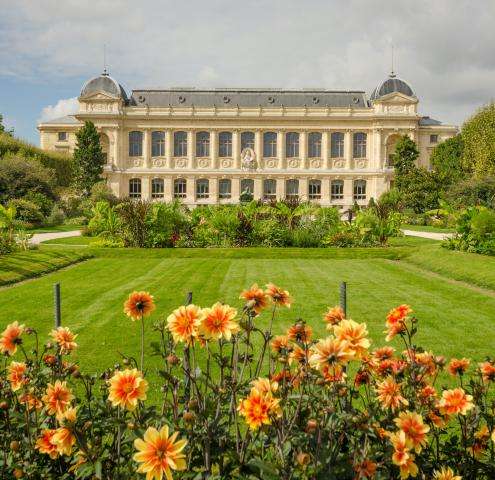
[0,241,494,401]
[27,224,83,234]
[402,224,455,233]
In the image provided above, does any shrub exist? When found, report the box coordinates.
[45,205,66,226]
[1,284,491,479]
[8,198,44,226]
[444,176,495,209]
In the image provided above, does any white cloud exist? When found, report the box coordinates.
[39,97,79,122]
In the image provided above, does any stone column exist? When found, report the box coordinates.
[186,176,195,205]
[321,177,330,206]
[210,130,218,169]
[344,130,352,170]
[343,177,353,207]
[300,177,308,202]
[300,131,308,170]
[231,177,240,203]
[255,130,263,167]
[322,131,330,169]
[165,130,173,169]
[143,130,151,169]
[253,177,263,200]
[277,131,285,169]
[276,177,285,200]
[141,176,151,200]
[164,177,173,202]
[209,177,218,204]
[232,130,240,169]
[188,130,195,170]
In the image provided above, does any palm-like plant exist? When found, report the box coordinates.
[0,204,17,241]
[269,201,317,230]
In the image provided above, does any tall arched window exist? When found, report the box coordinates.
[151,131,165,157]
[263,179,276,200]
[174,131,188,157]
[286,132,299,157]
[353,132,367,158]
[331,180,344,200]
[286,179,299,199]
[174,178,187,198]
[263,132,277,157]
[353,179,367,200]
[308,179,321,200]
[129,131,143,157]
[196,132,210,157]
[151,178,164,198]
[241,131,255,150]
[219,179,232,199]
[330,132,344,158]
[240,178,254,194]
[308,132,322,158]
[218,132,232,157]
[129,178,142,198]
[196,178,209,199]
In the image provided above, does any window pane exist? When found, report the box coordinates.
[353,132,367,158]
[331,180,344,200]
[263,179,276,199]
[151,178,164,198]
[129,178,141,198]
[196,179,209,198]
[286,132,299,158]
[308,179,321,199]
[330,132,344,158]
[58,132,67,141]
[219,179,231,198]
[240,179,254,194]
[129,131,143,157]
[241,131,255,150]
[218,132,232,157]
[286,179,299,197]
[196,132,210,157]
[263,132,277,157]
[174,178,187,198]
[308,132,322,158]
[151,131,165,157]
[353,180,367,200]
[174,131,188,157]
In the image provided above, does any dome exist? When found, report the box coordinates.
[80,72,127,100]
[370,73,414,101]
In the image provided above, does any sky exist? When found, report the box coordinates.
[0,0,494,144]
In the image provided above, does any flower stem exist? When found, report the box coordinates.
[140,316,145,372]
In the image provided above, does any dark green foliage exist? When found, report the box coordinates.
[392,135,419,177]
[7,198,44,226]
[444,176,495,209]
[115,199,151,247]
[430,134,466,186]
[72,121,105,194]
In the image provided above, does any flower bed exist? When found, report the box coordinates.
[0,283,491,479]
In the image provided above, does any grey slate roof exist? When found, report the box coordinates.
[128,88,368,108]
[370,75,415,100]
[80,73,128,100]
[419,116,442,126]
[39,115,80,125]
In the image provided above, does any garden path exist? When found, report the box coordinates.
[30,230,82,245]
[401,229,453,241]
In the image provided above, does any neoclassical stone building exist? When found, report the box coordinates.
[38,71,457,208]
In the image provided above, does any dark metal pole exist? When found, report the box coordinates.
[54,283,61,328]
[339,281,347,318]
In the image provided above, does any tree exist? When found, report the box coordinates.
[462,102,495,176]
[72,121,105,195]
[0,113,13,136]
[430,134,466,186]
[392,135,419,180]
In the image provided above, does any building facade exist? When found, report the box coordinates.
[38,72,457,208]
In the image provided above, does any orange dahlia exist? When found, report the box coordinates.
[323,306,345,327]
[8,361,28,391]
[433,467,462,480]
[321,364,346,383]
[375,377,409,411]
[251,377,278,395]
[309,337,354,370]
[384,305,411,342]
[265,283,292,308]
[19,391,43,411]
[42,380,74,418]
[108,368,148,411]
[124,291,156,321]
[239,283,269,315]
[166,304,202,344]
[390,430,418,478]
[479,361,495,382]
[289,345,310,365]
[448,358,470,377]
[133,425,187,480]
[52,426,76,456]
[35,429,59,459]
[438,388,473,416]
[394,411,430,453]
[238,388,281,430]
[270,335,291,354]
[333,319,370,358]
[199,302,239,341]
[287,323,313,343]
[373,346,395,360]
[50,327,78,354]
[0,321,25,356]
[354,459,377,479]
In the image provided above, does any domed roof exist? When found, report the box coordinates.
[80,72,127,100]
[370,73,415,101]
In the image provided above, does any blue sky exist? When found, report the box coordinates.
[1,0,494,145]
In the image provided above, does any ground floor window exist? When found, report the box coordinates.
[196,179,209,199]
[263,179,276,200]
[151,178,164,198]
[219,179,231,199]
[331,180,344,200]
[353,179,367,200]
[285,179,299,199]
[308,179,321,200]
[174,178,186,198]
[129,178,141,198]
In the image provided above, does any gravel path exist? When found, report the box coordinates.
[401,229,453,241]
[30,230,82,245]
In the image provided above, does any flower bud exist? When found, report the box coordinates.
[13,468,24,479]
[305,419,318,433]
[183,411,196,424]
[167,354,180,366]
[296,452,310,467]
[123,358,130,366]
[127,422,136,430]
[10,440,20,452]
[0,401,9,410]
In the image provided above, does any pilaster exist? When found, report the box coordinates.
[142,176,151,200]
[253,177,262,200]
[186,176,195,204]
[300,131,308,169]
[344,130,352,169]
[321,178,330,205]
[255,130,263,168]
[210,177,218,203]
[276,177,285,200]
[300,177,308,201]
[277,131,285,169]
[343,178,353,206]
[231,177,241,203]
[143,130,151,169]
[165,130,173,169]
[164,177,173,202]
[322,131,330,169]
[210,130,218,169]
[232,130,240,169]
[187,130,195,170]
